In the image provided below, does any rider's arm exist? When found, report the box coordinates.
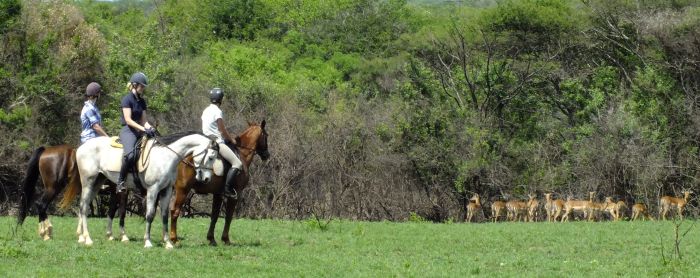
[216,118,236,144]
[92,123,108,137]
[141,110,152,130]
[122,108,146,132]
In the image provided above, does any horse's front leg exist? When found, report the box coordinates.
[169,186,189,244]
[158,186,174,249]
[221,196,238,245]
[207,194,224,246]
[143,188,159,248]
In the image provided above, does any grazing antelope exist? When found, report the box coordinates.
[527,194,540,222]
[659,190,692,220]
[466,193,482,222]
[561,192,594,222]
[631,203,653,221]
[614,200,627,221]
[491,200,506,222]
[506,199,529,222]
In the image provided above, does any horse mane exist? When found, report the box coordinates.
[157,131,206,145]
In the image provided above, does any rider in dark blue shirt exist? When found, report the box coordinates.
[117,72,156,193]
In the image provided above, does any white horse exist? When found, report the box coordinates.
[65,131,219,249]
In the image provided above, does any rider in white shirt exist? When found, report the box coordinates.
[201,88,243,197]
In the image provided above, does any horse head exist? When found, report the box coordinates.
[237,119,270,161]
[192,135,220,183]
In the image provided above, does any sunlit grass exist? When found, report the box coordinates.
[1,217,699,277]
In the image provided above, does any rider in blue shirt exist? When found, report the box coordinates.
[80,82,108,144]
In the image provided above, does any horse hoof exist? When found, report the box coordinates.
[108,236,115,241]
[43,234,51,241]
[121,235,130,242]
[144,241,153,248]
[78,235,85,243]
[165,242,174,249]
[85,238,93,246]
[209,241,217,247]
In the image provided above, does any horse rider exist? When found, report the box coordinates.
[201,88,243,197]
[116,72,157,193]
[80,82,109,144]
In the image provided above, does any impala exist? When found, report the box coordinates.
[491,200,506,222]
[561,192,594,222]
[466,193,482,222]
[506,199,529,222]
[631,203,653,221]
[527,194,540,222]
[659,190,692,220]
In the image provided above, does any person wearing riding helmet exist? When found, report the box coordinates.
[116,72,156,193]
[201,88,243,197]
[80,82,108,144]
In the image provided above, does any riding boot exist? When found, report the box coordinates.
[116,157,130,193]
[224,168,240,199]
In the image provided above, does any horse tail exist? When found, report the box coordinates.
[58,149,80,210]
[18,146,45,225]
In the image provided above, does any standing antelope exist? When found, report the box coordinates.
[603,197,626,221]
[631,203,653,221]
[544,193,555,222]
[551,196,566,222]
[561,192,594,222]
[491,200,506,222]
[506,199,529,222]
[527,194,540,222]
[659,190,692,220]
[466,193,482,222]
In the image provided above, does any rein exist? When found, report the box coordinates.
[151,136,215,170]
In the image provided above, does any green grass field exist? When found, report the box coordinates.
[0,216,699,277]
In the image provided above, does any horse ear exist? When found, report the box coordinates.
[261,119,266,128]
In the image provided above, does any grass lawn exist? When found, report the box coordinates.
[0,216,698,277]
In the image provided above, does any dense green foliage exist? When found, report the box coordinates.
[2,0,700,221]
[1,217,699,276]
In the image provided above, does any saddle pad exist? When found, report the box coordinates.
[103,138,153,173]
[213,158,225,177]
[110,136,123,148]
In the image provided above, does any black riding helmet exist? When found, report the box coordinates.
[85,82,102,97]
[210,88,224,103]
[130,72,148,87]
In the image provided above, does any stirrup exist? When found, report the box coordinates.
[224,187,237,199]
[116,181,126,193]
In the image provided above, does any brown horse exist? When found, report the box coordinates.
[170,120,269,246]
[18,144,128,241]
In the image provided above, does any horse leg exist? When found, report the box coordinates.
[35,186,56,240]
[106,187,118,240]
[207,194,224,246]
[143,188,159,248]
[118,191,129,242]
[78,184,97,245]
[169,186,188,243]
[158,186,174,249]
[221,196,237,245]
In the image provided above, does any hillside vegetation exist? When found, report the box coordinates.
[1,0,700,221]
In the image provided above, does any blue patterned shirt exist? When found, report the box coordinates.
[80,101,103,144]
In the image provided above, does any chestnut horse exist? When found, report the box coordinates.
[17,145,127,241]
[170,120,269,246]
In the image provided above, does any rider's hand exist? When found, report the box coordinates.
[144,127,157,138]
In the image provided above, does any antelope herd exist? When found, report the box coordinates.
[463,190,694,223]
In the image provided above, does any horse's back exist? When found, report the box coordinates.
[76,137,124,172]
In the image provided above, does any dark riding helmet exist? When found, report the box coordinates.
[85,82,102,97]
[130,72,148,87]
[209,88,224,103]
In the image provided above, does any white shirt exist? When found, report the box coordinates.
[201,104,224,143]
